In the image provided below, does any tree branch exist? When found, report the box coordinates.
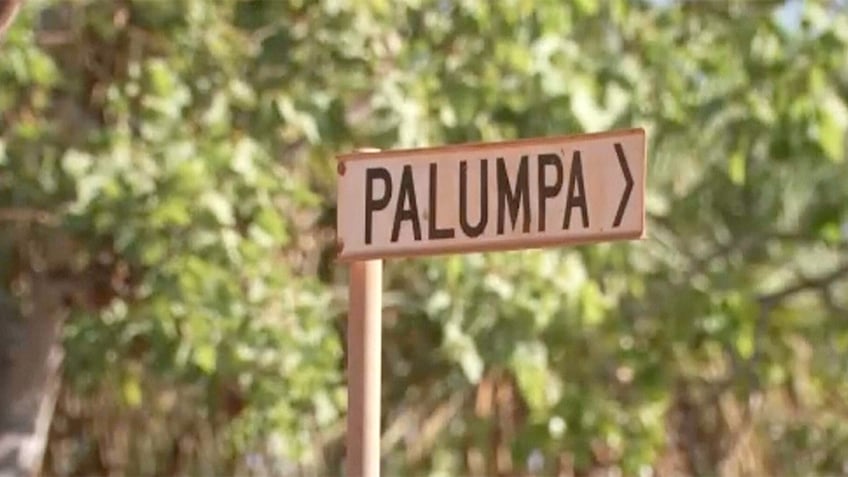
[821,286,848,316]
[685,229,847,285]
[758,262,848,307]
[0,0,23,41]
[0,208,59,226]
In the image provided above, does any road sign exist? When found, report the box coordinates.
[336,128,646,261]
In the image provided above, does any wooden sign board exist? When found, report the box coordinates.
[336,128,646,261]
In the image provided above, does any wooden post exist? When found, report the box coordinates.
[346,259,382,477]
[342,147,383,477]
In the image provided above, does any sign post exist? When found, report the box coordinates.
[342,148,383,477]
[346,259,382,477]
[337,128,647,476]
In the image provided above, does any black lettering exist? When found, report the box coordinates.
[497,156,531,234]
[537,153,563,232]
[365,167,392,245]
[459,159,489,237]
[563,151,589,229]
[498,156,530,234]
[428,163,455,240]
[391,165,422,242]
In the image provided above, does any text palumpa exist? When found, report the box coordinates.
[364,151,592,245]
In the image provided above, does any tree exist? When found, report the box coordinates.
[0,2,64,476]
[1,0,848,476]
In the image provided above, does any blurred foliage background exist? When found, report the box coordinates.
[2,0,848,475]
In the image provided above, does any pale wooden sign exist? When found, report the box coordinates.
[336,128,646,261]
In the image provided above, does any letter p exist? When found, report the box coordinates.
[365,167,392,244]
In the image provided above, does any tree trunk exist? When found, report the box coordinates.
[0,1,55,473]
[0,273,68,477]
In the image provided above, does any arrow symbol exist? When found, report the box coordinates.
[613,142,633,228]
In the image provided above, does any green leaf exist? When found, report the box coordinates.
[735,327,754,360]
[511,341,555,412]
[276,95,320,143]
[27,50,58,86]
[728,149,746,185]
[232,138,259,184]
[202,191,235,226]
[818,93,847,162]
[581,281,608,326]
[193,344,217,373]
[574,0,600,16]
[254,207,288,244]
[122,376,143,408]
[443,322,482,383]
[145,59,177,96]
[61,149,93,178]
[820,222,842,244]
[229,79,257,108]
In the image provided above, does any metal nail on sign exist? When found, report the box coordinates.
[336,128,646,261]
